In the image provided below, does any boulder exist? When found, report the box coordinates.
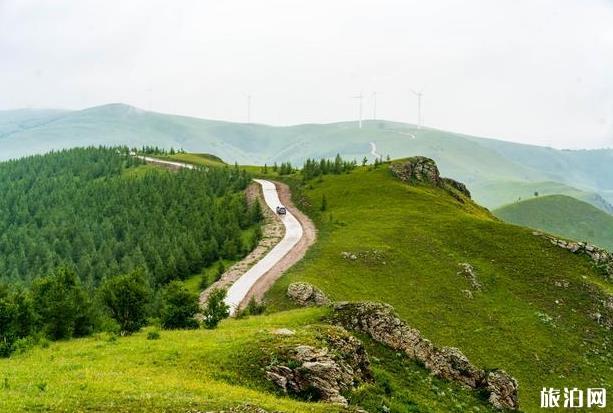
[265,326,371,405]
[484,370,520,410]
[390,156,441,185]
[442,177,472,198]
[287,282,331,306]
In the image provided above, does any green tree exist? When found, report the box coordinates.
[31,267,94,340]
[160,281,199,329]
[320,194,328,212]
[362,156,368,166]
[99,269,151,335]
[202,288,229,329]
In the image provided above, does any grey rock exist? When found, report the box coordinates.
[287,282,331,306]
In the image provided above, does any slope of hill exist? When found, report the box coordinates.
[494,195,613,251]
[471,180,613,213]
[265,160,612,412]
[1,104,612,213]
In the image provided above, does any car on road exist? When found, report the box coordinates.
[276,206,287,215]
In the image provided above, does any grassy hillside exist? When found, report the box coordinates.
[1,104,612,213]
[0,306,500,413]
[265,164,612,412]
[471,180,613,213]
[494,195,613,250]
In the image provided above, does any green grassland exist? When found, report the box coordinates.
[0,306,499,413]
[494,195,613,250]
[265,165,612,412]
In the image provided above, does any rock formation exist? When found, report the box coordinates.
[287,282,331,306]
[390,157,472,199]
[330,301,519,410]
[457,263,482,290]
[265,326,371,405]
[534,232,613,281]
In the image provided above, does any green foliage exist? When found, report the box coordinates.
[494,194,613,250]
[202,288,229,329]
[99,269,152,335]
[31,266,95,340]
[160,281,199,330]
[0,285,35,357]
[0,147,255,286]
[301,154,357,181]
[146,330,161,340]
[320,194,327,212]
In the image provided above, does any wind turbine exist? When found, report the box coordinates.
[371,91,377,120]
[353,91,364,128]
[410,89,423,129]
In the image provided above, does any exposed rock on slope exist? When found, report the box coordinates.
[390,157,472,198]
[330,301,519,410]
[534,232,613,281]
[265,326,371,405]
[287,282,331,306]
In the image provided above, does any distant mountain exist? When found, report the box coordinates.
[1,103,612,210]
[494,195,613,250]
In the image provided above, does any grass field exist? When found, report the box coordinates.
[0,306,499,413]
[265,164,612,412]
[494,194,613,250]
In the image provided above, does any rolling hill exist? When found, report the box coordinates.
[265,160,612,412]
[494,195,613,251]
[1,104,612,212]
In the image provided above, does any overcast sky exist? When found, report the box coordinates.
[1,0,612,149]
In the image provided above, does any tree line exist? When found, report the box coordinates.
[0,147,262,355]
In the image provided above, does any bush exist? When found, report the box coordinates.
[160,281,199,330]
[202,288,230,329]
[99,269,152,335]
[147,330,161,340]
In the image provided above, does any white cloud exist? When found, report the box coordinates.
[0,0,612,148]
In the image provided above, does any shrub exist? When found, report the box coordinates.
[160,281,199,330]
[202,288,230,329]
[147,330,161,340]
[99,269,152,335]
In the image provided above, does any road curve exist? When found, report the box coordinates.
[369,142,382,159]
[224,179,303,314]
[139,156,305,316]
[136,155,195,169]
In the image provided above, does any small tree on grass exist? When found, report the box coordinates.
[160,281,199,330]
[202,288,229,329]
[320,194,328,212]
[99,269,151,335]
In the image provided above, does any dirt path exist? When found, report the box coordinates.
[240,181,317,306]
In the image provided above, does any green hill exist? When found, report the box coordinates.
[265,161,612,412]
[1,104,612,212]
[494,195,613,250]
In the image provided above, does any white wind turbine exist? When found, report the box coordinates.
[353,91,364,128]
[371,91,378,120]
[410,89,424,129]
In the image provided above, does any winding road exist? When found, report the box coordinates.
[140,156,306,315]
[224,179,303,314]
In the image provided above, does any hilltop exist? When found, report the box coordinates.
[1,104,612,211]
[494,195,613,251]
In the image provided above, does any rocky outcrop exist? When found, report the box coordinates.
[457,263,482,291]
[390,156,441,185]
[329,302,519,410]
[534,232,613,281]
[442,177,472,198]
[287,282,331,306]
[265,326,371,405]
[390,157,472,199]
